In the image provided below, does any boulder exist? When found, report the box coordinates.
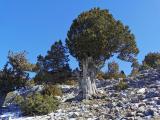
[137,88,146,94]
[3,85,44,107]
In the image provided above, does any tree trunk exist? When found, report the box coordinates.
[0,93,6,107]
[80,57,98,99]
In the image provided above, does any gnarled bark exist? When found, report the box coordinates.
[80,57,98,99]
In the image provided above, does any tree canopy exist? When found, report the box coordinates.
[36,40,72,84]
[108,61,119,74]
[66,8,139,99]
[66,8,139,67]
[0,51,34,95]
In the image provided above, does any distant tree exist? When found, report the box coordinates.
[106,61,120,79]
[0,51,34,95]
[108,61,119,75]
[96,71,105,80]
[7,51,35,88]
[142,52,160,69]
[139,62,151,71]
[66,8,139,99]
[104,62,126,79]
[36,40,72,84]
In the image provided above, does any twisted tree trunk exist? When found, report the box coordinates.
[80,57,98,99]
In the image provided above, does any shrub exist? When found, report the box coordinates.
[19,93,59,116]
[103,61,126,80]
[96,72,105,80]
[108,61,119,74]
[65,79,77,85]
[25,80,35,88]
[42,85,63,97]
[119,71,126,78]
[130,69,139,77]
[139,62,151,71]
[103,72,126,80]
[13,95,24,105]
[116,80,128,90]
[142,52,160,69]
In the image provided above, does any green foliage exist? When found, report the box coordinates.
[36,40,72,84]
[0,64,15,95]
[7,51,31,88]
[66,8,139,67]
[139,63,151,71]
[96,71,105,80]
[116,80,128,90]
[34,72,51,84]
[65,79,77,85]
[142,52,160,69]
[42,85,62,97]
[37,40,69,72]
[119,71,126,78]
[13,95,24,105]
[25,80,35,88]
[102,61,126,80]
[0,51,35,95]
[103,72,126,80]
[108,61,119,75]
[8,51,35,72]
[19,93,59,116]
[96,70,126,80]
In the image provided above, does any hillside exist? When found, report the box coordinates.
[0,68,160,120]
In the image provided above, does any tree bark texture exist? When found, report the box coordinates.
[80,57,98,99]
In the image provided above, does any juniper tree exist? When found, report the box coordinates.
[142,52,160,69]
[106,61,120,79]
[66,8,139,99]
[0,51,34,95]
[108,61,119,75]
[105,61,126,79]
[7,51,35,88]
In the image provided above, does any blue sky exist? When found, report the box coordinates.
[0,0,160,74]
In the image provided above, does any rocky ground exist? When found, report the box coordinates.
[1,69,160,120]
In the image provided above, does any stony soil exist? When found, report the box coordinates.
[1,69,160,120]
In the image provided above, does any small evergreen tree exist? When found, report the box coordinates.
[104,61,126,79]
[0,63,15,95]
[108,61,119,75]
[36,40,72,84]
[142,52,160,69]
[0,51,34,95]
[8,51,33,88]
